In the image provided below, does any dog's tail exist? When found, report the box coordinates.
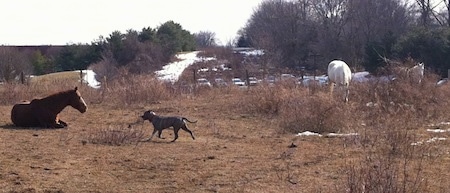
[182,117,197,123]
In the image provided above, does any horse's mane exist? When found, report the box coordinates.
[39,89,75,101]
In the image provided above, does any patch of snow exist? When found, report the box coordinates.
[427,129,450,133]
[219,64,231,71]
[240,49,264,56]
[232,47,265,56]
[437,78,448,86]
[326,133,359,137]
[296,131,323,137]
[155,51,215,83]
[428,122,450,127]
[198,67,209,72]
[427,137,447,143]
[411,137,447,146]
[366,102,378,107]
[296,131,358,137]
[352,71,370,82]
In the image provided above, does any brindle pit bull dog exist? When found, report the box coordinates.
[141,110,197,142]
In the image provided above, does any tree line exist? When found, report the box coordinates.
[0,21,219,82]
[3,0,450,82]
[237,0,450,76]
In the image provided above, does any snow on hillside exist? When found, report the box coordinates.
[81,51,211,88]
[155,51,215,83]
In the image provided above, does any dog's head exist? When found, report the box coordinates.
[141,110,156,122]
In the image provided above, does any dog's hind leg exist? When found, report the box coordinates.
[157,130,165,139]
[171,127,180,142]
[181,125,195,140]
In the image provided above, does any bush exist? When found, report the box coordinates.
[86,125,145,146]
[239,85,352,134]
[101,72,172,107]
[278,92,351,134]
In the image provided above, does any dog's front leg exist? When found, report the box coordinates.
[145,129,158,141]
[157,130,165,139]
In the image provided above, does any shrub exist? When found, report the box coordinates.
[101,72,172,107]
[239,86,292,115]
[86,125,145,146]
[239,85,352,134]
[278,92,351,134]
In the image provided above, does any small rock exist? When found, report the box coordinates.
[288,142,297,148]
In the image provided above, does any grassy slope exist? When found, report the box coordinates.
[0,90,449,193]
[1,69,450,192]
[29,71,83,84]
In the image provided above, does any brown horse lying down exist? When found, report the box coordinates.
[11,87,87,128]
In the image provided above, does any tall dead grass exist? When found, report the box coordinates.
[238,71,450,135]
[238,85,354,134]
[0,81,91,105]
[0,73,174,109]
[237,72,450,192]
[100,73,172,107]
[1,66,449,191]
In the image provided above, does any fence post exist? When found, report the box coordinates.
[103,76,107,90]
[193,69,197,95]
[20,72,25,84]
[246,69,249,90]
[80,70,83,86]
[192,69,197,84]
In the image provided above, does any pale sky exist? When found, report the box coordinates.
[0,0,263,46]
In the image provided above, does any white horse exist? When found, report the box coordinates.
[391,62,425,83]
[407,62,424,83]
[328,60,352,102]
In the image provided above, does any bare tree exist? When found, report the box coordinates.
[339,0,411,66]
[415,0,445,26]
[439,0,450,26]
[0,47,32,82]
[244,0,317,69]
[194,31,217,48]
[312,0,348,63]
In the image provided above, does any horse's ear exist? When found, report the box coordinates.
[74,87,78,91]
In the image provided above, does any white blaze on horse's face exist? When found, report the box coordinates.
[79,95,88,113]
[74,88,87,113]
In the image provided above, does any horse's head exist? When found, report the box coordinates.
[417,62,425,73]
[69,87,87,113]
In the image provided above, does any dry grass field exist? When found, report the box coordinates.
[0,73,450,193]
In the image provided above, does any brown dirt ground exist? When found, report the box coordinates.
[1,93,449,193]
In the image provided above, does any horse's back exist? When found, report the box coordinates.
[11,101,39,127]
[328,60,352,84]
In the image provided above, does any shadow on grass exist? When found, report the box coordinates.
[140,140,173,144]
[0,124,67,130]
